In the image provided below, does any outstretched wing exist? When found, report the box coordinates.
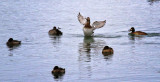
[92,20,106,29]
[77,12,87,25]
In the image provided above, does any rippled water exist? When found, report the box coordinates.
[0,0,160,82]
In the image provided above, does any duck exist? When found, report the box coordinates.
[48,26,62,35]
[6,38,21,47]
[129,27,148,35]
[77,12,106,36]
[51,66,65,74]
[102,46,114,55]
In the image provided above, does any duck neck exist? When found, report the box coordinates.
[131,29,135,33]
[85,20,91,27]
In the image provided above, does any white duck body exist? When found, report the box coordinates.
[83,27,94,36]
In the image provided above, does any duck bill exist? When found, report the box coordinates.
[128,29,131,32]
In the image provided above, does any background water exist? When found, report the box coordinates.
[0,0,160,82]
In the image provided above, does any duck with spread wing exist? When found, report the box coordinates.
[77,12,106,36]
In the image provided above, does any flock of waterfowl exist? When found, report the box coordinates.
[6,12,148,78]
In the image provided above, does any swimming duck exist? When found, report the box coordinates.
[102,46,114,55]
[52,66,65,74]
[6,38,21,47]
[129,27,148,35]
[48,26,62,35]
[78,12,106,36]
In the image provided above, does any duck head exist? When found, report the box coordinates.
[103,46,110,49]
[8,38,13,42]
[54,66,59,70]
[129,27,135,32]
[53,26,57,30]
[86,17,90,21]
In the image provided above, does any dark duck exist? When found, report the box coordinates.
[102,46,114,55]
[6,38,21,47]
[48,26,62,35]
[52,66,65,74]
[129,27,148,35]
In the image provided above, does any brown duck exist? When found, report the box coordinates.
[129,27,148,35]
[6,38,21,47]
[48,26,62,35]
[102,46,114,55]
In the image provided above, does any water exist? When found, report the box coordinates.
[0,0,160,82]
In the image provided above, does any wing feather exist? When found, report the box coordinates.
[77,12,87,25]
[92,20,106,29]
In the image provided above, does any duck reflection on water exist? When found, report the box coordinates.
[78,36,112,78]
[49,33,62,45]
[79,36,94,53]
[78,36,94,79]
[78,36,94,63]
[128,35,146,41]
[78,36,106,62]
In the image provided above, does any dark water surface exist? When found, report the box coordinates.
[0,0,160,82]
